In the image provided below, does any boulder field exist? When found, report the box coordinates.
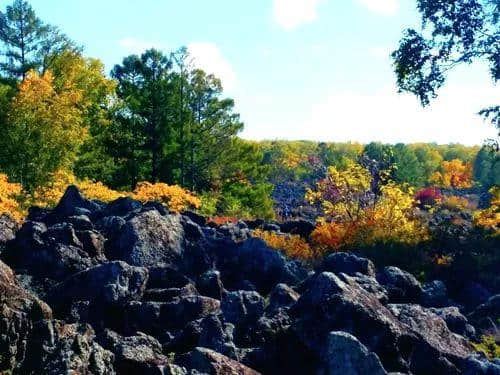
[0,186,498,374]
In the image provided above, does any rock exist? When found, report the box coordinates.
[348,274,389,304]
[143,284,199,302]
[459,353,500,375]
[108,211,184,268]
[168,314,237,359]
[0,260,52,373]
[20,320,115,374]
[98,330,170,374]
[221,291,265,326]
[183,211,207,227]
[279,219,315,237]
[52,185,102,217]
[43,222,83,248]
[377,266,423,304]
[267,283,300,312]
[67,214,94,230]
[429,307,474,338]
[262,223,280,232]
[318,331,387,375]
[0,214,19,252]
[318,252,376,277]
[147,265,192,289]
[215,238,308,294]
[48,261,148,308]
[197,270,224,300]
[77,230,107,259]
[95,216,126,238]
[177,347,261,375]
[291,272,412,372]
[388,304,473,374]
[458,282,492,312]
[468,294,500,333]
[420,280,450,308]
[99,196,142,218]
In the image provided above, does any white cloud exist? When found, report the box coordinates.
[187,42,237,91]
[242,85,499,145]
[118,37,165,55]
[273,0,326,31]
[354,0,400,16]
[368,46,393,60]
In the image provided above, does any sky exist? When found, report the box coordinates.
[27,0,499,145]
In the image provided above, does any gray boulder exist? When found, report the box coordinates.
[319,252,376,277]
[377,266,423,304]
[318,331,387,375]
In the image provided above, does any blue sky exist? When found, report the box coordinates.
[28,0,499,145]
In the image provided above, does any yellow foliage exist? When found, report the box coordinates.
[33,169,77,208]
[0,174,24,221]
[429,159,472,189]
[132,182,201,212]
[253,229,315,259]
[78,180,126,203]
[440,195,471,211]
[309,163,428,249]
[474,187,500,235]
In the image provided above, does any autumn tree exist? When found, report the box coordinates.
[0,0,76,80]
[0,71,86,192]
[430,159,473,189]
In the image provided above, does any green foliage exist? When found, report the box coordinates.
[474,146,500,189]
[472,336,500,360]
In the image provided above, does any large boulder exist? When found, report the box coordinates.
[221,291,265,327]
[318,331,387,375]
[267,283,300,312]
[47,261,148,308]
[420,280,450,308]
[214,238,308,294]
[468,294,500,333]
[20,320,115,374]
[318,252,376,277]
[377,266,423,304]
[2,220,99,281]
[279,219,315,237]
[108,210,185,268]
[0,260,52,373]
[177,347,261,375]
[98,330,170,375]
[429,307,475,338]
[52,185,102,218]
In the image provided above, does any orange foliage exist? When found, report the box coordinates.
[253,229,315,259]
[0,174,24,221]
[429,159,473,189]
[132,182,201,213]
[310,220,358,251]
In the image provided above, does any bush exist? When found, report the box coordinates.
[132,182,201,213]
[471,335,500,360]
[0,173,24,221]
[474,187,500,236]
[253,229,315,259]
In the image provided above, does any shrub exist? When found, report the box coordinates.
[132,182,201,213]
[253,229,315,259]
[0,173,24,221]
[471,335,500,360]
[440,195,471,211]
[415,187,442,208]
[474,187,500,235]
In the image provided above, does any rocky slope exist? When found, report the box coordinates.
[0,186,498,374]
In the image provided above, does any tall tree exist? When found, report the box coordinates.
[112,49,175,184]
[0,0,76,80]
[392,0,500,139]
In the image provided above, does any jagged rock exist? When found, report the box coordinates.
[468,294,500,333]
[420,280,450,308]
[459,353,500,375]
[429,307,475,338]
[77,230,107,259]
[98,197,142,219]
[98,330,170,374]
[177,347,261,375]
[222,291,265,326]
[267,283,300,312]
[279,219,315,237]
[291,272,413,373]
[183,211,207,227]
[168,314,237,359]
[125,295,220,334]
[377,266,423,304]
[143,284,199,302]
[95,216,126,238]
[348,274,389,304]
[20,320,115,374]
[147,265,193,289]
[318,331,387,375]
[215,238,308,294]
[67,215,94,230]
[318,252,376,277]
[108,210,185,268]
[388,304,473,374]
[0,214,19,252]
[43,223,83,248]
[457,282,492,312]
[48,261,148,308]
[0,260,52,373]
[52,185,102,218]
[197,270,225,300]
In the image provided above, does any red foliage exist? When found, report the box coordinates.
[415,187,442,207]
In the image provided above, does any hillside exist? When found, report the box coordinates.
[0,186,498,374]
